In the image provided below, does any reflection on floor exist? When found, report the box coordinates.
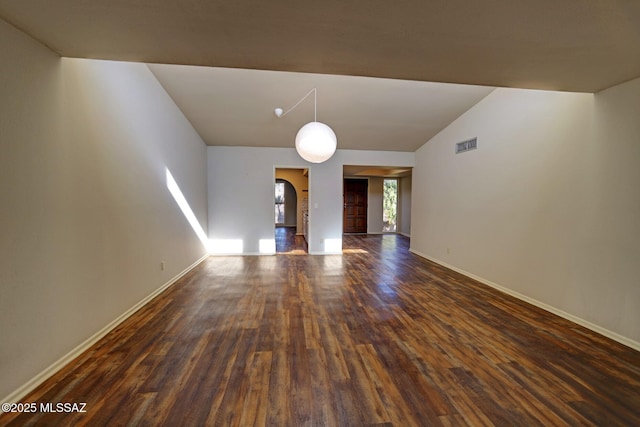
[342,233,399,254]
[6,233,640,425]
[275,226,307,254]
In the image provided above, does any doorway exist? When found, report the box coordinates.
[275,168,308,253]
[343,178,368,233]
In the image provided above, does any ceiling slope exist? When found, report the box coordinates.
[148,64,494,150]
[1,0,639,92]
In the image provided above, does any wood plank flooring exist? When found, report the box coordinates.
[275,226,307,254]
[2,235,639,426]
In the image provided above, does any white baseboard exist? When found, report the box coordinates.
[1,253,209,405]
[409,248,640,352]
[209,252,274,256]
[399,232,411,238]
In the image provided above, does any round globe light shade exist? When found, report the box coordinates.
[295,122,337,163]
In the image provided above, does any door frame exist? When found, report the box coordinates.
[274,166,309,253]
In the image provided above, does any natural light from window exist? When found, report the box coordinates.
[324,238,342,253]
[275,182,285,224]
[166,168,211,252]
[209,239,243,254]
[259,238,276,254]
[383,179,398,232]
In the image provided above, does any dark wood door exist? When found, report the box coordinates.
[343,179,368,233]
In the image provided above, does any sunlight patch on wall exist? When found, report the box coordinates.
[324,238,342,253]
[210,239,244,254]
[259,239,276,254]
[166,168,211,252]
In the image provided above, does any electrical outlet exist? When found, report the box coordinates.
[160,261,165,271]
[446,248,451,255]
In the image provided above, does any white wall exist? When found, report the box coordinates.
[0,20,208,401]
[411,81,640,346]
[399,175,412,236]
[367,178,384,234]
[208,147,414,254]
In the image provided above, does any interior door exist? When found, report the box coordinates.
[343,179,368,233]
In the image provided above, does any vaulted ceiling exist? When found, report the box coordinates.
[147,64,493,151]
[2,0,638,151]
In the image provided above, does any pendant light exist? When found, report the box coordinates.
[274,88,337,163]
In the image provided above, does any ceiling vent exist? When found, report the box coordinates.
[456,137,477,154]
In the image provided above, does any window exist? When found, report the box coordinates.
[383,179,398,232]
[275,182,285,224]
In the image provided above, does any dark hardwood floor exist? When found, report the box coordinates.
[2,235,639,426]
[275,226,307,254]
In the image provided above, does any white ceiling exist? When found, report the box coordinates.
[149,64,493,150]
[2,0,639,152]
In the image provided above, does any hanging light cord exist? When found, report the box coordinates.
[278,88,317,121]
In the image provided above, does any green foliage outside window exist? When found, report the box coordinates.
[383,179,397,232]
